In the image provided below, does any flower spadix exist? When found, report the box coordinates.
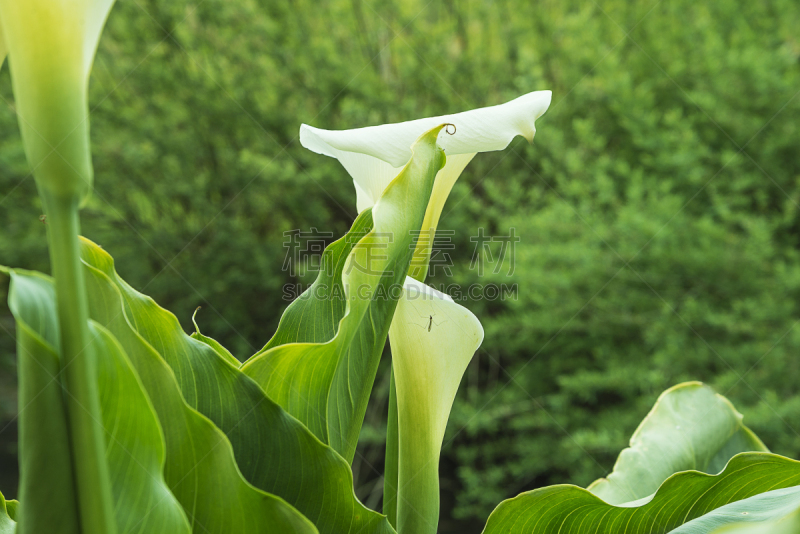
[389,277,483,534]
[0,0,115,201]
[301,91,551,278]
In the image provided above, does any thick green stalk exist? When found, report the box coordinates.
[383,370,399,528]
[42,192,116,534]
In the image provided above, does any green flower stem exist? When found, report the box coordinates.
[383,370,399,528]
[41,191,116,534]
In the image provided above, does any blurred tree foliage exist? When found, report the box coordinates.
[1,0,799,531]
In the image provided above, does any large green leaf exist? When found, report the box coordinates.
[90,268,318,532]
[79,238,392,534]
[242,125,447,463]
[482,453,800,534]
[0,492,15,534]
[4,267,79,534]
[588,382,768,505]
[92,321,192,534]
[671,486,800,534]
[5,269,190,534]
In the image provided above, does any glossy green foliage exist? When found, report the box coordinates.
[588,382,768,504]
[257,210,371,350]
[242,126,446,463]
[481,382,788,533]
[1,121,447,534]
[91,322,190,534]
[80,237,391,534]
[483,453,800,534]
[6,268,190,534]
[671,486,800,534]
[79,245,321,533]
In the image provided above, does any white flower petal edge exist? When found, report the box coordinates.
[300,90,551,212]
[388,276,484,534]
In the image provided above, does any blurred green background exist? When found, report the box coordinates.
[2,0,800,531]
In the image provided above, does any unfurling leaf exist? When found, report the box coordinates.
[483,453,800,534]
[588,381,768,505]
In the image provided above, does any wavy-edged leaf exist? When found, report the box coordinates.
[92,321,191,534]
[242,125,448,462]
[79,239,392,534]
[6,269,191,534]
[482,453,800,534]
[670,485,800,534]
[39,257,319,534]
[11,270,191,533]
[588,382,768,505]
[0,492,15,534]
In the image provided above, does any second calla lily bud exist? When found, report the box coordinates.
[389,277,484,534]
[0,0,115,202]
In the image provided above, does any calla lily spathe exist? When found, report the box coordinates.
[301,90,551,278]
[389,276,483,534]
[0,0,115,201]
[300,90,551,210]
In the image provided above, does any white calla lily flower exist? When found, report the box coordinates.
[301,90,550,278]
[0,0,115,201]
[301,90,551,211]
[302,89,551,211]
[302,92,549,532]
[389,276,484,534]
